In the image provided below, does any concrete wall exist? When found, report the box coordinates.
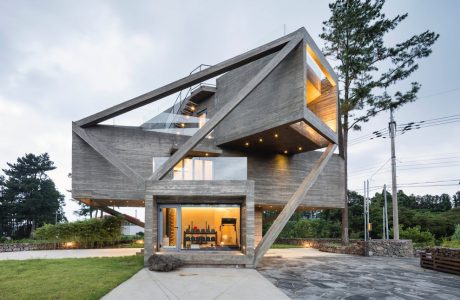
[73,125,344,208]
[213,44,305,145]
[222,148,345,208]
[72,125,216,201]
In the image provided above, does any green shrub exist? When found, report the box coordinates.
[397,225,435,247]
[451,224,460,241]
[34,216,124,247]
[279,219,341,238]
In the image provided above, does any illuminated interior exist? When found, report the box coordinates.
[159,205,241,251]
[305,45,338,133]
[181,205,240,250]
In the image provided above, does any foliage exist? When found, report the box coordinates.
[441,239,460,249]
[34,216,124,247]
[320,0,439,242]
[0,256,143,300]
[452,224,460,241]
[396,225,435,246]
[453,192,460,208]
[320,0,439,133]
[265,190,460,243]
[0,153,66,238]
[279,219,341,239]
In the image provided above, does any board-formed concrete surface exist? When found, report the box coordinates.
[258,248,460,299]
[103,267,289,300]
[0,248,140,260]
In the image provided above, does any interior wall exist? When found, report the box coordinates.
[181,206,240,248]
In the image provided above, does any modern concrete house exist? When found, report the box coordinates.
[72,27,345,267]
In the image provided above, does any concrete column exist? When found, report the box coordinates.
[144,194,154,265]
[245,181,255,258]
[254,207,263,247]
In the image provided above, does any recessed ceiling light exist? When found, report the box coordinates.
[205,153,209,156]
[284,150,288,154]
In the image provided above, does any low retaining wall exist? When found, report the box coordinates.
[276,238,414,257]
[366,240,413,257]
[0,243,56,252]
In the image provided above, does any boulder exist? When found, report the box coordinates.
[148,254,183,272]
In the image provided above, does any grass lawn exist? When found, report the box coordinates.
[0,255,144,300]
[271,243,304,249]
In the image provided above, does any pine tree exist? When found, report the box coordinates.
[1,153,66,238]
[320,0,439,243]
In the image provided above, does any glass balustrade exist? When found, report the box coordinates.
[142,112,211,137]
[153,157,247,180]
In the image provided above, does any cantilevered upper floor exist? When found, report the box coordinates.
[71,27,344,209]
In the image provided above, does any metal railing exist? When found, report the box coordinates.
[164,64,215,129]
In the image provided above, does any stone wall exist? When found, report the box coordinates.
[276,238,415,257]
[317,242,365,256]
[0,243,56,252]
[425,247,460,258]
[366,240,414,257]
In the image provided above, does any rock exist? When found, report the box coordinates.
[148,254,183,272]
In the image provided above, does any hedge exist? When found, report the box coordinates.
[34,216,124,248]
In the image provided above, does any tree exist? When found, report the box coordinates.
[320,0,439,243]
[453,191,460,208]
[0,153,66,238]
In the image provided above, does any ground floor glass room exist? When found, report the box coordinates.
[159,204,241,251]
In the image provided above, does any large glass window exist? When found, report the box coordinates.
[153,157,246,180]
[181,205,240,251]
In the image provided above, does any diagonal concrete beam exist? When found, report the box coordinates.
[72,123,145,186]
[76,29,306,128]
[253,144,337,266]
[79,198,145,227]
[148,36,304,181]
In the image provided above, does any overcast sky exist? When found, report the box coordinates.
[1,0,459,221]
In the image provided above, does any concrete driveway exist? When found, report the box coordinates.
[258,248,460,300]
[103,267,289,300]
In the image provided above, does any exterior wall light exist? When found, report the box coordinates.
[245,142,250,147]
[259,138,263,142]
[298,147,303,151]
[274,133,279,138]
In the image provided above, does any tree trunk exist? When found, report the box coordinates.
[341,116,349,245]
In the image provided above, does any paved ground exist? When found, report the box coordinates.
[258,248,460,300]
[103,267,289,300]
[0,248,140,260]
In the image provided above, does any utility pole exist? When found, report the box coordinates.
[363,181,368,241]
[389,107,399,239]
[383,184,389,239]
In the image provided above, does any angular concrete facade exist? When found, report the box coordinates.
[72,28,344,267]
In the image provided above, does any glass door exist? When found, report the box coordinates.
[158,205,181,251]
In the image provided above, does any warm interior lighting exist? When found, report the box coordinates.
[64,242,74,248]
[259,138,263,142]
[298,147,303,151]
[191,106,195,111]
[245,142,249,147]
[205,153,209,157]
[284,150,288,154]
[274,133,279,138]
[181,123,185,128]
